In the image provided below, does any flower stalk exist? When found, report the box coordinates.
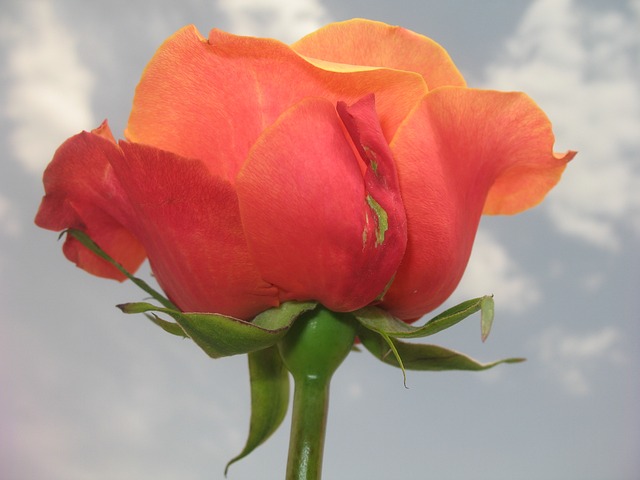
[286,373,330,480]
[278,308,357,480]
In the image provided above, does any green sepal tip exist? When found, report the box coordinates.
[225,346,290,476]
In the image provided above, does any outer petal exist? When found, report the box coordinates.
[382,88,575,321]
[291,18,466,89]
[112,143,279,319]
[34,122,146,280]
[236,97,406,312]
[125,25,427,183]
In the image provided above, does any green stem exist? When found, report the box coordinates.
[278,308,356,480]
[287,375,330,480]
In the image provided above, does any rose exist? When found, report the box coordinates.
[35,19,574,322]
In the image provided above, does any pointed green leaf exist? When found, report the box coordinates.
[480,295,495,342]
[118,302,159,314]
[354,296,492,339]
[66,229,177,310]
[144,313,188,337]
[378,330,408,388]
[225,346,290,475]
[358,327,525,372]
[117,301,317,358]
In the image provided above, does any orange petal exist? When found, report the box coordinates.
[113,142,279,319]
[236,97,406,312]
[382,87,574,321]
[34,122,146,280]
[125,25,427,183]
[292,18,466,89]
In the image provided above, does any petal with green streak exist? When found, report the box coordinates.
[237,97,406,312]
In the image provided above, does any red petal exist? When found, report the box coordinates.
[236,97,406,312]
[112,142,279,319]
[34,122,145,280]
[382,88,574,321]
[125,25,426,183]
[292,18,466,89]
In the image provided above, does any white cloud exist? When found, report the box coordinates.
[0,195,21,237]
[1,0,95,174]
[216,0,331,43]
[533,326,625,395]
[483,0,640,251]
[451,230,541,314]
[581,272,605,292]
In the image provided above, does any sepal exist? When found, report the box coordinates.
[354,295,495,339]
[358,327,525,372]
[145,313,188,337]
[118,301,317,358]
[354,296,523,384]
[225,346,290,475]
[66,228,318,357]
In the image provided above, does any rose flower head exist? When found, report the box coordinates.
[35,19,574,324]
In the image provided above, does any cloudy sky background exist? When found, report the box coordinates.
[1,0,638,479]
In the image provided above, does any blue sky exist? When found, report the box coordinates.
[1,0,639,479]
